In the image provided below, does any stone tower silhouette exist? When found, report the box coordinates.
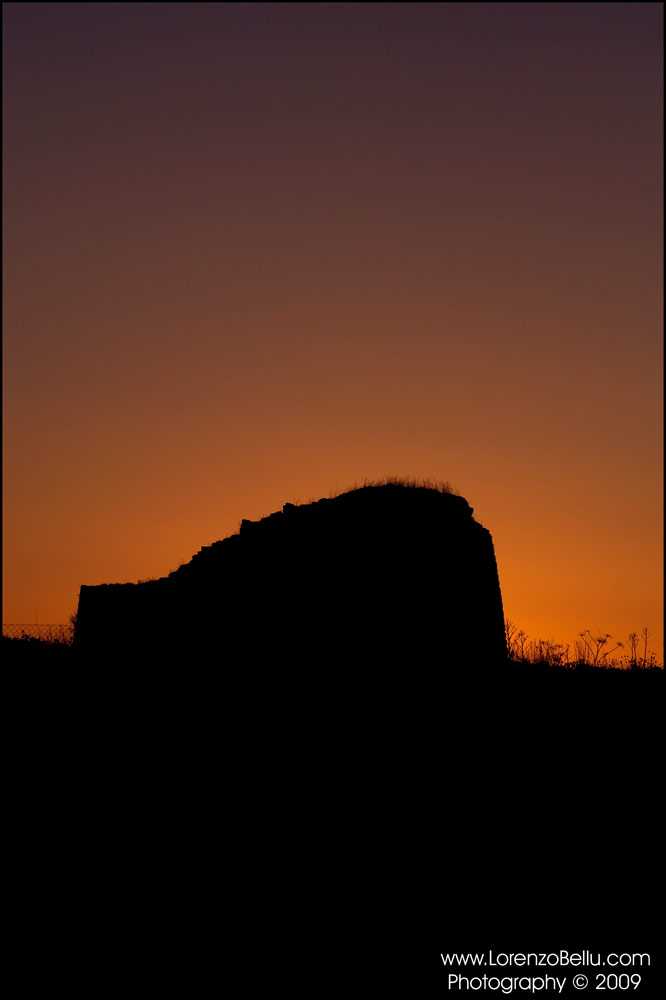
[75,483,506,667]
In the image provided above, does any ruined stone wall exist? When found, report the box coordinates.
[74,485,506,667]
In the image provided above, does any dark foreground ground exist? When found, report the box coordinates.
[6,640,663,996]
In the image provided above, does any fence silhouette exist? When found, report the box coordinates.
[2,624,74,644]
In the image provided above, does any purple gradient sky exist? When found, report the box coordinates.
[3,3,663,659]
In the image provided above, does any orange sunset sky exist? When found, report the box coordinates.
[3,3,663,659]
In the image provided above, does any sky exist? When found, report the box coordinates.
[3,2,663,660]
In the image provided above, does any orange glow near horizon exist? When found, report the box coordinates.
[3,4,663,660]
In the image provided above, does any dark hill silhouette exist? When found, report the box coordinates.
[13,483,664,994]
[74,481,507,668]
